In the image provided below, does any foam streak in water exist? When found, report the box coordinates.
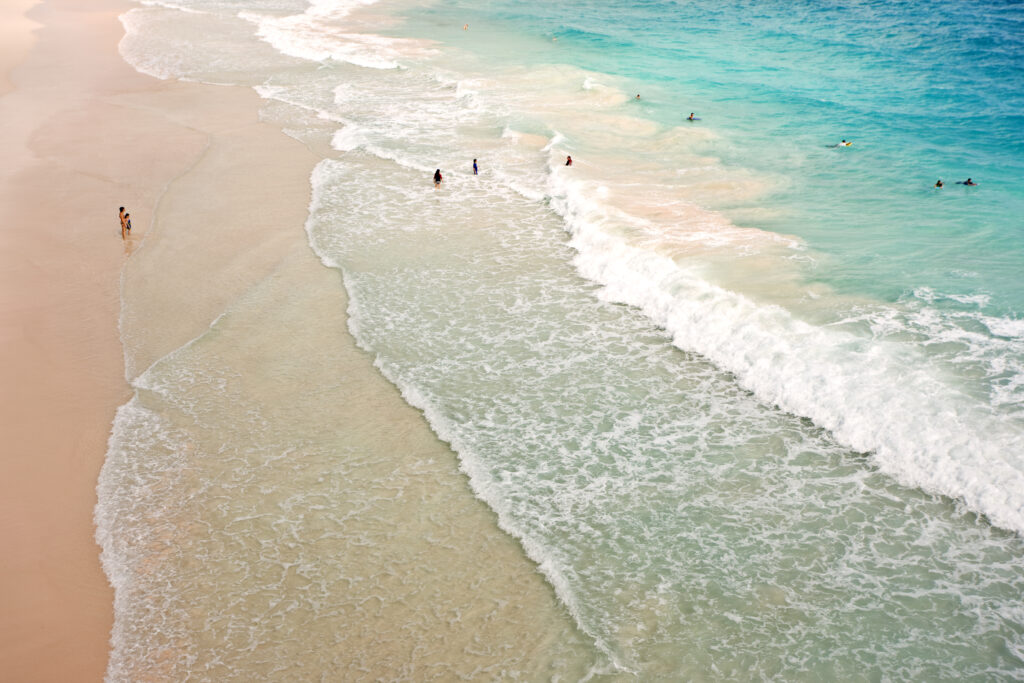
[545,156,1024,533]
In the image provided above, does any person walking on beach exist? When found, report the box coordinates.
[119,206,127,239]
[434,169,443,187]
[565,155,573,166]
[473,158,478,175]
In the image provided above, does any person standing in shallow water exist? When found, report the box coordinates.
[565,155,572,166]
[119,206,127,239]
[433,169,442,187]
[473,159,478,175]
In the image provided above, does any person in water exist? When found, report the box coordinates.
[124,212,132,234]
[473,158,478,175]
[935,180,943,188]
[433,169,442,187]
[687,112,695,121]
[119,206,127,239]
[636,94,641,99]
[565,155,573,166]
[960,178,977,186]
[839,139,852,147]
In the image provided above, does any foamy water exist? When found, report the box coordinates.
[101,0,1024,678]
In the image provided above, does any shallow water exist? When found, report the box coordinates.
[101,0,1024,678]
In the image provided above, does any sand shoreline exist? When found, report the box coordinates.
[0,0,319,678]
[3,0,592,678]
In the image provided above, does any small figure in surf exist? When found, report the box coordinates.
[958,178,977,186]
[119,206,127,239]
[473,158,478,175]
[565,155,573,166]
[837,139,852,147]
[934,180,943,188]
[124,213,132,234]
[433,169,443,187]
[687,112,695,121]
[636,94,641,99]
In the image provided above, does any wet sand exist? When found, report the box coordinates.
[1,1,589,680]
[0,0,311,678]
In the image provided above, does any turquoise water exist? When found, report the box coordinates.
[105,0,1024,678]
[410,0,1024,306]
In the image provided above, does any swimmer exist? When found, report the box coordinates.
[958,178,977,186]
[473,158,478,175]
[565,155,573,166]
[934,180,943,188]
[636,94,641,99]
[433,169,443,187]
[840,139,851,147]
[463,24,468,30]
[687,112,695,121]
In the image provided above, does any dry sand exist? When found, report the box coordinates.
[0,0,314,679]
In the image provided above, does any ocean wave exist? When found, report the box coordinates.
[240,4,436,69]
[542,151,1024,533]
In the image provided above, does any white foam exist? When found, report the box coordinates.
[240,6,436,69]
[331,124,368,151]
[336,273,632,673]
[542,131,567,152]
[545,161,1024,533]
[986,316,1024,339]
[118,9,183,80]
[95,396,196,681]
[138,0,209,14]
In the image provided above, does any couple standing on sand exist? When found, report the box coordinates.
[119,206,132,239]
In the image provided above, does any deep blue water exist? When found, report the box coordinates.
[409,0,1024,311]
